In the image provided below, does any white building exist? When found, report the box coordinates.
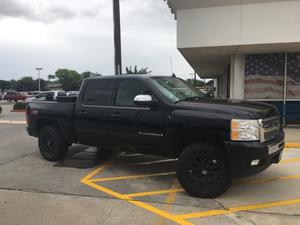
[166,0,300,123]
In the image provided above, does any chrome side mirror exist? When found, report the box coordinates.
[134,95,153,106]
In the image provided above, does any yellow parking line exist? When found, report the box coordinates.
[285,143,300,148]
[239,174,300,185]
[89,172,176,182]
[0,120,26,125]
[280,158,300,164]
[124,173,300,198]
[81,164,194,225]
[155,180,179,225]
[175,198,300,220]
[124,188,184,198]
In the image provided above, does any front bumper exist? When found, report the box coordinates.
[225,130,285,178]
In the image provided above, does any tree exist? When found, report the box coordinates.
[54,69,83,91]
[125,65,151,75]
[15,77,36,91]
[186,79,204,87]
[0,80,10,91]
[48,74,56,81]
[82,71,102,79]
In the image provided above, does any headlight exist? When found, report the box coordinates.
[231,119,260,141]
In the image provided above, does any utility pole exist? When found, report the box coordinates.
[35,68,43,92]
[113,0,122,75]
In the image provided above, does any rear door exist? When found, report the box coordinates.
[75,79,114,146]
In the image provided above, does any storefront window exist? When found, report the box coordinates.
[244,53,285,99]
[287,53,300,99]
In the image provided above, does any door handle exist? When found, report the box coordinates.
[111,113,123,119]
[78,110,87,117]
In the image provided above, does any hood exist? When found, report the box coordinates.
[176,98,278,119]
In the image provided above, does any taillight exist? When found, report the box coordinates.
[26,109,30,125]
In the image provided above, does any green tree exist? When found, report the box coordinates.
[125,65,151,75]
[82,71,102,79]
[55,69,83,91]
[0,80,10,91]
[48,74,56,81]
[186,79,205,87]
[15,77,36,91]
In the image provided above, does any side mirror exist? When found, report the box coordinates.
[134,95,155,106]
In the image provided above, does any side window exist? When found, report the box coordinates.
[83,79,113,106]
[115,79,152,106]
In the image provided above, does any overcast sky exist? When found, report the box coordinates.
[0,0,194,81]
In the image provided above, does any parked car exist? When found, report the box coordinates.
[26,75,284,198]
[25,91,67,103]
[4,91,27,102]
[66,91,79,96]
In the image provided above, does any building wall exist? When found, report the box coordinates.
[177,0,300,49]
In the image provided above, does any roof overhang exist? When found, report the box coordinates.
[166,0,285,18]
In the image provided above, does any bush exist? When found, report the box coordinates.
[13,102,26,110]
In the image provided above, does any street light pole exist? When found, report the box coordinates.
[113,0,122,75]
[35,68,43,92]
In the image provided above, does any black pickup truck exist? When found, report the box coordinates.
[26,75,285,198]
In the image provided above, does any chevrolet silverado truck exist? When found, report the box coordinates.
[26,75,285,198]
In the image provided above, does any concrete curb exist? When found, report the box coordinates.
[10,110,26,112]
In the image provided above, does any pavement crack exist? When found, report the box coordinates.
[0,152,37,167]
[241,210,300,217]
[213,199,229,210]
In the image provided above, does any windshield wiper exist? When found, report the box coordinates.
[175,96,201,103]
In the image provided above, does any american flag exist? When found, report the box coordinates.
[287,53,300,99]
[245,53,285,99]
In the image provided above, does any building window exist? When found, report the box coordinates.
[244,53,285,100]
[287,53,300,99]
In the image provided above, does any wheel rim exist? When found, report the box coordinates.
[41,132,56,156]
[187,155,222,188]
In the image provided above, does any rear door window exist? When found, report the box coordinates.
[83,79,113,106]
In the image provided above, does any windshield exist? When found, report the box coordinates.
[150,77,205,103]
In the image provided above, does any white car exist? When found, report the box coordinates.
[25,91,66,103]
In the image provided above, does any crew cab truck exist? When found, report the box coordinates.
[26,75,285,198]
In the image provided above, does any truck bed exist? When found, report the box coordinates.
[27,100,76,142]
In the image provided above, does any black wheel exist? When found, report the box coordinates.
[38,126,68,161]
[177,142,232,198]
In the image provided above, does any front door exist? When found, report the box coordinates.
[110,78,170,156]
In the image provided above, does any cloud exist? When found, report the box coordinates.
[0,0,98,23]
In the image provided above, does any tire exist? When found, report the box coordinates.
[38,126,68,161]
[177,142,232,198]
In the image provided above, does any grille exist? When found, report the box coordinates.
[261,117,281,142]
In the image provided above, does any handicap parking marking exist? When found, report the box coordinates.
[81,154,300,225]
[0,120,26,125]
[89,171,176,182]
[81,162,194,225]
[175,198,300,220]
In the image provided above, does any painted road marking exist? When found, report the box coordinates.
[124,188,184,198]
[81,154,300,225]
[175,198,300,220]
[155,180,179,225]
[285,143,300,148]
[124,173,300,198]
[0,120,26,125]
[280,158,300,164]
[81,163,193,225]
[89,172,176,182]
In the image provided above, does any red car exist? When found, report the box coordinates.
[4,91,27,102]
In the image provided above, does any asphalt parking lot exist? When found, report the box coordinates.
[1,103,300,225]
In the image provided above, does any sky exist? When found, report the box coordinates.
[0,0,194,81]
